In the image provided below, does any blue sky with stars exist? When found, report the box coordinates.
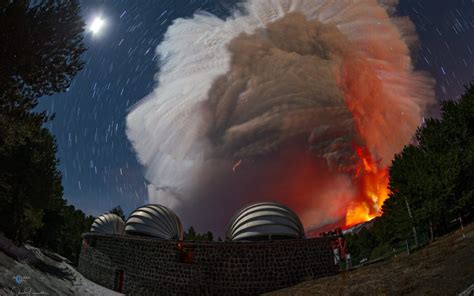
[37,0,473,219]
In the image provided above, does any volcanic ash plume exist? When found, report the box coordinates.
[126,0,435,234]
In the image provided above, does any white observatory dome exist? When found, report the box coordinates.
[226,201,305,241]
[125,204,183,240]
[90,213,125,235]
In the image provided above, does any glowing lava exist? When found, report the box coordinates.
[345,147,390,226]
[232,159,242,173]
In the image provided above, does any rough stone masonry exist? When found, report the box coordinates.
[78,233,337,295]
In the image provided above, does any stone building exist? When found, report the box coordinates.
[78,202,338,295]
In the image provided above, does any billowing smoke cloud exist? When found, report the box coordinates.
[126,0,434,235]
[207,13,358,169]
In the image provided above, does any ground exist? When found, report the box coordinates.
[0,235,122,296]
[267,223,474,296]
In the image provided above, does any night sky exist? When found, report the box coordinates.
[37,0,474,224]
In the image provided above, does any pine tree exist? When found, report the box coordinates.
[0,0,85,246]
[0,0,86,114]
[110,206,126,221]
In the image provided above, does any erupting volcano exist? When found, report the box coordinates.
[126,0,434,235]
[345,147,390,227]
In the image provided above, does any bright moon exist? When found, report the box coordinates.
[89,17,105,35]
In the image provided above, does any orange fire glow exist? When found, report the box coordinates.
[345,147,390,226]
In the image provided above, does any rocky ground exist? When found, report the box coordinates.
[0,235,121,296]
[267,222,474,296]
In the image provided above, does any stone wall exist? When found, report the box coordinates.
[78,233,337,295]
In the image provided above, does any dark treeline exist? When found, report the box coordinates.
[0,0,92,265]
[184,226,218,242]
[109,205,126,221]
[347,84,474,263]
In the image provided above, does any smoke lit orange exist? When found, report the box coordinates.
[127,0,435,233]
[345,147,390,226]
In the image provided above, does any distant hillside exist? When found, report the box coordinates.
[305,219,374,238]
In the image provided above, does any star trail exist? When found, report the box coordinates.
[37,0,473,219]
